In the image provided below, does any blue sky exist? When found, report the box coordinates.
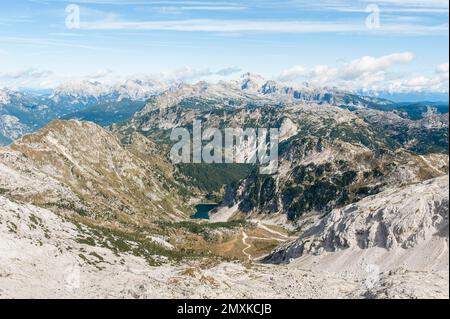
[0,0,448,93]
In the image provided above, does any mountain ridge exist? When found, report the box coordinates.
[2,74,448,146]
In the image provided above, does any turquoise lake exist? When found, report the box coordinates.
[191,203,218,219]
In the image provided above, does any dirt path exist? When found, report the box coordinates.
[240,222,294,260]
[241,231,252,260]
[255,222,290,239]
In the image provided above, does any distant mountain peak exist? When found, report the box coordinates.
[239,72,267,91]
[0,89,11,105]
[51,77,170,102]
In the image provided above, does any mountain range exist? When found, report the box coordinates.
[2,73,448,145]
[0,73,448,298]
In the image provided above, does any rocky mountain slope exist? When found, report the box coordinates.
[0,120,190,226]
[355,107,449,154]
[221,136,448,221]
[264,175,449,271]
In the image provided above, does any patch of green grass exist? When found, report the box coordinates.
[29,214,42,226]
[158,219,250,240]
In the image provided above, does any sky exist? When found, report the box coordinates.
[0,0,449,95]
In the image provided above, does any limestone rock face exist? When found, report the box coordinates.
[264,175,449,267]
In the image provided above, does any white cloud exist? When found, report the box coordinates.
[216,67,242,76]
[0,65,242,89]
[86,69,113,79]
[79,18,448,35]
[157,66,241,81]
[278,54,449,93]
[0,68,55,89]
[158,66,212,81]
[386,73,448,93]
[436,62,449,74]
[157,5,247,14]
[341,52,415,80]
[278,64,338,82]
[310,65,339,82]
[279,52,415,84]
[363,0,448,9]
[79,6,119,22]
[278,66,309,81]
[295,0,449,14]
[0,68,53,80]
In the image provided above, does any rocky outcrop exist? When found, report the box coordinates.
[264,175,449,265]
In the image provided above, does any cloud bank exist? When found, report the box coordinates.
[278,52,449,93]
